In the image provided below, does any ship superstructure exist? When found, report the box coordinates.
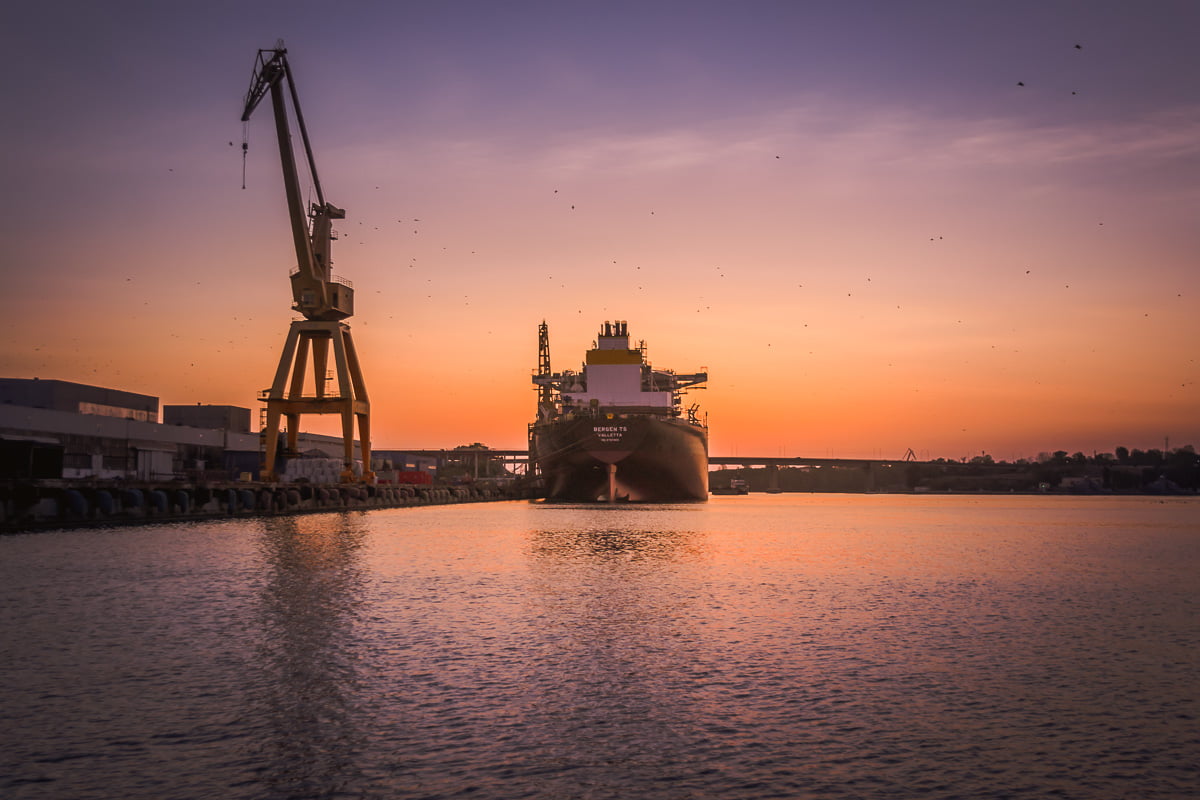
[530,321,708,502]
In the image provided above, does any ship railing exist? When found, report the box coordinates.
[563,406,680,419]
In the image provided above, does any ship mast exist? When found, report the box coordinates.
[536,320,555,418]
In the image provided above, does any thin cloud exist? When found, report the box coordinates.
[408,101,1200,188]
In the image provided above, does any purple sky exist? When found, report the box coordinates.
[3,1,1198,458]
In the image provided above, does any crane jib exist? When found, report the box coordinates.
[239,45,349,323]
[240,49,285,122]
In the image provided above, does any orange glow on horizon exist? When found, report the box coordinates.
[3,6,1197,460]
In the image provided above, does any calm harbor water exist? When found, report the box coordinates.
[1,495,1197,799]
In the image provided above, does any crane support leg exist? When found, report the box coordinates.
[356,410,372,483]
[313,336,329,399]
[289,337,310,398]
[340,407,356,482]
[260,319,372,483]
[263,404,284,483]
[285,412,300,455]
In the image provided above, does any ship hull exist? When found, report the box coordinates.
[531,414,708,502]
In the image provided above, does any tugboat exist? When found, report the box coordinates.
[530,321,708,502]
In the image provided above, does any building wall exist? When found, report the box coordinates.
[373,450,440,472]
[1,380,373,482]
[164,404,252,433]
[0,378,159,421]
[0,404,259,480]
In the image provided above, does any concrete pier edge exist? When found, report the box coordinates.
[0,479,541,534]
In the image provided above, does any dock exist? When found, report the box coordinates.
[0,478,539,534]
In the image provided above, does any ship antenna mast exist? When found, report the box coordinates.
[537,320,555,413]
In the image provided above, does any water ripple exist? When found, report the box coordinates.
[0,497,1196,799]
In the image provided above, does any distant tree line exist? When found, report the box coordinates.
[710,445,1199,494]
[941,445,1197,469]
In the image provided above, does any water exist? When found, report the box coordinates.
[1,495,1197,799]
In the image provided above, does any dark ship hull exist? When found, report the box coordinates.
[531,414,708,502]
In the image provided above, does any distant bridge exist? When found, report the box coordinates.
[709,456,910,469]
[381,449,1017,493]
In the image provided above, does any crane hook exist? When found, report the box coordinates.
[241,123,249,190]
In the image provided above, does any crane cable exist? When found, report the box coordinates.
[241,122,249,190]
[238,87,318,238]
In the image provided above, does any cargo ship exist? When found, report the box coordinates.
[530,320,708,502]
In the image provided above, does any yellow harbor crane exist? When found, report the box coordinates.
[241,45,372,482]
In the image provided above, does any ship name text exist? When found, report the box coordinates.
[593,425,628,442]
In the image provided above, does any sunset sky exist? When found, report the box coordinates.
[3,1,1197,460]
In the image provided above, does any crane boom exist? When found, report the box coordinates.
[241,46,353,322]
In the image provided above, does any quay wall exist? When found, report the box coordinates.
[0,479,539,534]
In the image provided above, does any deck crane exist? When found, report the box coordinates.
[241,45,372,482]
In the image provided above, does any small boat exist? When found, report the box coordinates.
[711,478,749,495]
